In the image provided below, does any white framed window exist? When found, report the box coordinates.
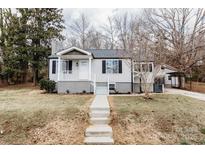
[62,60,72,74]
[103,59,122,74]
[134,62,153,72]
[52,60,58,74]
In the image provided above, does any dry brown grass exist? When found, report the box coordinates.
[109,94,205,145]
[0,87,93,144]
[185,82,205,93]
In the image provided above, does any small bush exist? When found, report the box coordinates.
[200,128,205,134]
[200,140,205,144]
[39,79,56,93]
[66,89,70,94]
[180,140,189,145]
[39,79,47,90]
[82,90,86,94]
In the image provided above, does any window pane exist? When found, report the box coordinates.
[106,60,120,74]
[62,61,70,73]
[149,63,152,72]
[141,64,148,72]
[69,60,72,74]
[52,60,56,74]
[113,60,119,73]
[62,61,66,72]
[66,61,69,71]
[106,60,113,73]
[134,64,141,72]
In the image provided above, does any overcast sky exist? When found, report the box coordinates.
[63,8,142,30]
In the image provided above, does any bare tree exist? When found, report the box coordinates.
[113,12,138,51]
[69,13,91,49]
[87,28,104,49]
[145,9,205,85]
[101,16,117,49]
[132,24,158,98]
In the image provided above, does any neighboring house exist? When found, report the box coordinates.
[155,64,184,88]
[48,46,179,94]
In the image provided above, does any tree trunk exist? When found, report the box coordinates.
[32,67,38,86]
[22,69,28,83]
[190,78,192,91]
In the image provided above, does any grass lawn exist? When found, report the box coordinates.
[0,87,93,144]
[109,94,205,144]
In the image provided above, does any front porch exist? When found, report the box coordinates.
[56,47,92,82]
[57,58,92,81]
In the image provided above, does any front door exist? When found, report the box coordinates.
[79,60,89,80]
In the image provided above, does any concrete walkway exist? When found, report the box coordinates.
[165,88,205,101]
[84,95,114,144]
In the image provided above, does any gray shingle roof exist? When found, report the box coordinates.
[86,49,131,59]
[48,48,131,59]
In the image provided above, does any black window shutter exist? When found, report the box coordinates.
[52,60,56,74]
[102,60,106,74]
[69,60,72,71]
[119,60,122,73]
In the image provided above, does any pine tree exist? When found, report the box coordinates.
[0,8,64,85]
[26,8,64,85]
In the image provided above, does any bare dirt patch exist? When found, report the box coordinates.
[0,87,93,144]
[28,114,88,144]
[109,95,205,144]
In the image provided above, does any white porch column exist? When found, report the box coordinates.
[57,57,61,81]
[88,57,91,80]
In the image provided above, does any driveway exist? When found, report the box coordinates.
[165,88,205,101]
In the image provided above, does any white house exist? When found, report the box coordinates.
[49,47,134,94]
[48,46,179,94]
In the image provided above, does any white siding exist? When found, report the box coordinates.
[49,58,132,83]
[59,59,81,81]
[49,59,85,81]
[91,59,131,83]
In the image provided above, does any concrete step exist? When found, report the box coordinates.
[90,117,110,125]
[90,110,110,118]
[90,106,110,111]
[85,125,112,137]
[84,136,114,145]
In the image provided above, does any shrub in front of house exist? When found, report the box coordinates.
[39,79,56,93]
